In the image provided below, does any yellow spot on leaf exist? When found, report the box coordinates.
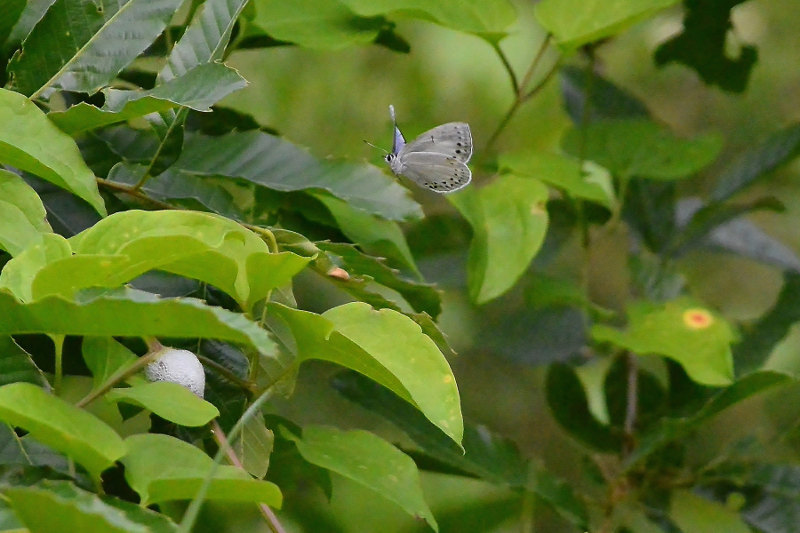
[683,308,714,330]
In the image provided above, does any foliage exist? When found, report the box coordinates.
[1,0,800,532]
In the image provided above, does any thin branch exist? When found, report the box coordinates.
[212,420,287,533]
[96,178,178,210]
[76,350,161,408]
[490,40,520,94]
[518,34,553,98]
[622,352,639,456]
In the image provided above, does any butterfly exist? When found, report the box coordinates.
[383,105,473,193]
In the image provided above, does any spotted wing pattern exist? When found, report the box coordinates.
[395,151,472,193]
[402,122,472,163]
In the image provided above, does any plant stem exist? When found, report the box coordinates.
[76,347,162,408]
[211,419,287,533]
[622,352,639,456]
[51,335,64,396]
[519,490,535,532]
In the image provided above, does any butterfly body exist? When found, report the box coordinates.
[385,105,473,193]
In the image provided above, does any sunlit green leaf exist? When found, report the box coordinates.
[106,382,219,427]
[450,174,549,304]
[121,433,282,506]
[670,490,751,533]
[49,63,248,134]
[593,298,736,386]
[8,0,183,97]
[0,170,51,256]
[0,383,125,480]
[535,0,678,50]
[0,88,106,215]
[4,480,179,533]
[285,425,438,531]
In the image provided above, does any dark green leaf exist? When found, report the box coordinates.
[562,119,722,181]
[163,131,422,221]
[49,63,248,135]
[603,355,666,430]
[710,123,800,203]
[0,0,25,51]
[546,363,621,452]
[560,65,650,124]
[0,335,48,388]
[735,273,800,374]
[654,0,757,93]
[8,0,183,97]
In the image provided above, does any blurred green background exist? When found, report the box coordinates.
[208,1,800,530]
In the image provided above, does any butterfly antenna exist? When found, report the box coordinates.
[363,139,389,154]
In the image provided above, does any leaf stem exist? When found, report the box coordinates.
[51,335,64,396]
[76,345,162,408]
[622,352,639,457]
[211,419,287,533]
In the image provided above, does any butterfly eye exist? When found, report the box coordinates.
[385,154,393,162]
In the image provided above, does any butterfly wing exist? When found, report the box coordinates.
[389,104,406,154]
[402,122,472,163]
[395,151,472,193]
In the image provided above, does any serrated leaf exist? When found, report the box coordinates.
[8,0,183,97]
[655,0,756,93]
[159,0,251,82]
[450,174,549,304]
[0,288,277,356]
[341,0,516,36]
[535,0,678,50]
[711,123,800,203]
[233,416,274,479]
[562,119,723,180]
[163,131,422,221]
[121,433,282,506]
[499,151,615,209]
[0,383,125,480]
[592,298,736,386]
[267,302,463,445]
[4,480,178,533]
[0,88,105,215]
[106,382,219,427]
[546,363,621,452]
[285,425,438,531]
[49,63,247,135]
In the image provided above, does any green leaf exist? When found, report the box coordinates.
[593,298,736,386]
[159,0,251,81]
[545,363,621,452]
[317,241,441,317]
[450,174,549,304]
[527,464,589,529]
[0,383,125,480]
[4,480,179,533]
[164,131,422,221]
[0,233,72,302]
[233,416,274,479]
[81,337,139,391]
[711,123,800,203]
[285,425,438,531]
[8,0,183,97]
[561,119,723,180]
[8,209,309,310]
[655,0,757,93]
[0,336,48,388]
[9,0,182,97]
[313,193,421,276]
[499,151,615,209]
[670,490,751,533]
[0,170,52,256]
[0,289,277,357]
[340,0,516,35]
[247,0,386,50]
[105,382,219,427]
[626,372,792,468]
[738,463,800,532]
[0,88,106,215]
[735,273,800,374]
[267,303,463,446]
[121,433,282,506]
[560,65,650,123]
[332,371,528,487]
[49,63,248,135]
[0,0,25,50]
[535,0,678,50]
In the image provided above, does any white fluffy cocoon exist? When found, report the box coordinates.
[145,348,205,398]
